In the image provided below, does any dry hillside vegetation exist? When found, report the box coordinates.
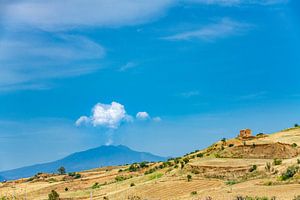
[1,127,300,199]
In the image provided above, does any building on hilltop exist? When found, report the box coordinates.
[239,129,252,138]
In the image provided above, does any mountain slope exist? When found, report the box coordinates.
[0,145,165,181]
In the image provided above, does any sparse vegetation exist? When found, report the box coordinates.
[130,182,135,187]
[226,180,238,185]
[115,175,132,182]
[235,196,275,200]
[273,159,282,166]
[92,182,100,189]
[293,195,300,200]
[229,144,234,147]
[191,191,197,195]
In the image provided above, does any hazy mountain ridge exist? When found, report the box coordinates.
[0,145,166,181]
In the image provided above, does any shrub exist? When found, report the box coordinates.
[129,164,139,172]
[48,190,59,200]
[221,138,226,143]
[64,187,68,191]
[226,180,238,185]
[295,124,299,128]
[281,165,299,181]
[92,182,100,189]
[130,182,135,187]
[74,173,81,179]
[196,153,203,157]
[191,191,197,195]
[144,168,156,175]
[183,157,190,164]
[292,143,298,148]
[297,159,300,164]
[139,161,148,168]
[48,178,58,183]
[249,165,257,172]
[229,144,234,147]
[187,174,192,182]
[273,159,282,166]
[115,176,126,182]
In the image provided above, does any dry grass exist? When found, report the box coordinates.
[1,128,300,200]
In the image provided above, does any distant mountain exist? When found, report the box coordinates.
[0,145,166,181]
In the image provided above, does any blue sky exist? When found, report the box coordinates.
[1,0,300,171]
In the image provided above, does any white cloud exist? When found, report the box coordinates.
[186,0,289,6]
[3,0,173,30]
[153,117,162,122]
[0,34,105,91]
[163,18,251,41]
[136,112,150,120]
[179,90,200,98]
[76,102,131,129]
[75,116,90,127]
[119,62,138,72]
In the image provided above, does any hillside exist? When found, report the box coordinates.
[0,145,165,181]
[1,127,300,200]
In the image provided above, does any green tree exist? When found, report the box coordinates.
[57,166,66,175]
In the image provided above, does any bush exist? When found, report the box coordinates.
[281,165,299,181]
[273,159,282,166]
[191,191,197,195]
[229,144,234,147]
[196,153,203,157]
[139,161,148,168]
[48,190,59,200]
[226,180,238,185]
[249,165,257,172]
[187,174,192,182]
[64,187,68,191]
[183,157,190,164]
[130,182,135,187]
[92,182,100,189]
[292,143,298,148]
[295,124,299,128]
[74,173,81,179]
[129,164,139,172]
[144,168,156,175]
[297,159,300,164]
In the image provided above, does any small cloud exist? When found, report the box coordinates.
[163,18,252,42]
[136,112,150,120]
[118,62,138,72]
[75,116,90,127]
[236,91,267,101]
[179,90,200,98]
[76,101,131,129]
[153,117,162,122]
